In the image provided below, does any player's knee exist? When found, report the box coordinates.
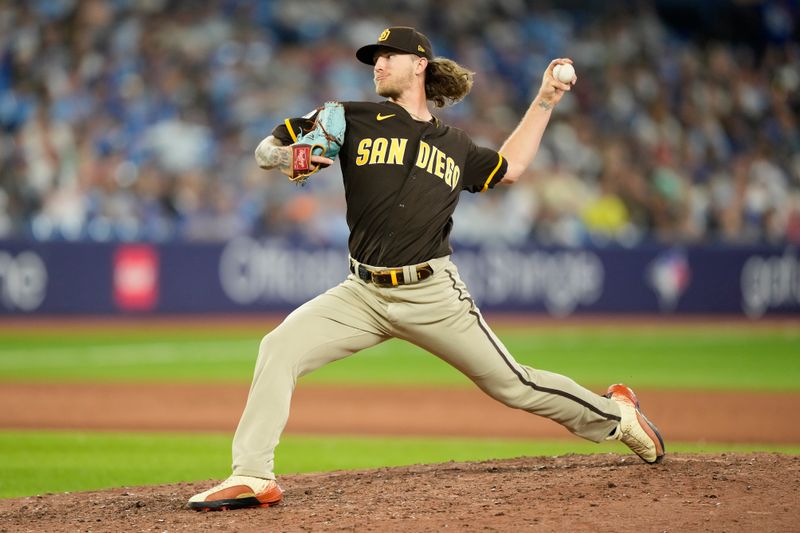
[259,326,286,347]
[257,333,272,356]
[258,323,308,358]
[251,332,297,381]
[256,330,289,365]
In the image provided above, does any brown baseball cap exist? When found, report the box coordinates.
[356,26,434,65]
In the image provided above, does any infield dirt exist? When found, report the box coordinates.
[2,382,800,443]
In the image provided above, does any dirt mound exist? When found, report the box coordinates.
[1,453,797,532]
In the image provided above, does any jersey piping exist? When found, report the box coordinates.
[444,269,621,423]
[285,119,298,143]
[481,153,505,192]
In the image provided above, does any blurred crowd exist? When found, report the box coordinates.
[1,0,798,247]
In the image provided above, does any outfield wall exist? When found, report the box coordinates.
[0,238,798,317]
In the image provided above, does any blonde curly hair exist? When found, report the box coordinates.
[425,57,475,108]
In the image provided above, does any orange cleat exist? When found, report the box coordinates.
[188,475,283,511]
[605,384,665,464]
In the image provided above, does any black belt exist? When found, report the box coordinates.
[349,259,434,287]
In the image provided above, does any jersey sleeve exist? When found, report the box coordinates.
[461,140,508,193]
[270,111,320,145]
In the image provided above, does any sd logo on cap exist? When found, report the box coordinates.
[356,26,434,65]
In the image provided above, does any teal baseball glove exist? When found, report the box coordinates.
[289,101,346,183]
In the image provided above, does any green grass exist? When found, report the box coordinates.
[1,325,798,390]
[1,323,796,500]
[1,430,798,499]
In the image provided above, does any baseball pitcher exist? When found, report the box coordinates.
[189,26,664,511]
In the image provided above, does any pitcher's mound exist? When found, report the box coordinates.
[1,453,797,532]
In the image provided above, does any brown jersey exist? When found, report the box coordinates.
[273,100,508,266]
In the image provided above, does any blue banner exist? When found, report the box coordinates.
[0,239,798,317]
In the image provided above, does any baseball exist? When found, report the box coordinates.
[553,63,575,83]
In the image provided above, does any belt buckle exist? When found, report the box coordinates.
[374,268,401,287]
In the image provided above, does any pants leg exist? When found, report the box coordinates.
[388,259,620,443]
[232,278,389,479]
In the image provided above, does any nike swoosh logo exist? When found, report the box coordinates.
[376,113,396,121]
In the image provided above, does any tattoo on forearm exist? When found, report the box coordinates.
[537,99,553,110]
[256,142,292,169]
[274,147,292,169]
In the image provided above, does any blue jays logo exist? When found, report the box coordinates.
[647,248,691,311]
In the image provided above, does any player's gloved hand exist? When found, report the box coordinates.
[254,101,345,185]
[254,136,334,184]
[288,101,346,184]
[282,147,334,183]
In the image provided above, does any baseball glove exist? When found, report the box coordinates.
[289,101,346,184]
